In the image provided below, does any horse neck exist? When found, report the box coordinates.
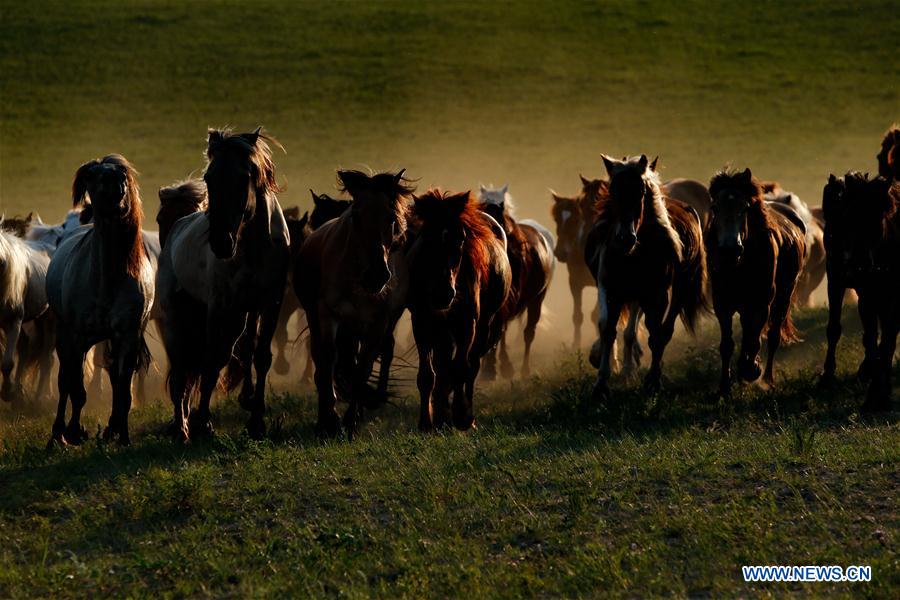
[236,189,274,261]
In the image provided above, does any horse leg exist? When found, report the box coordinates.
[570,278,583,349]
[272,293,294,376]
[1,315,23,402]
[35,325,55,403]
[167,365,190,443]
[622,303,643,381]
[591,286,623,403]
[248,305,280,440]
[59,337,88,445]
[237,313,258,411]
[376,332,395,403]
[863,309,896,412]
[857,291,879,382]
[432,329,455,429]
[88,343,104,402]
[411,313,435,431]
[521,292,545,378]
[309,308,341,437]
[300,311,314,383]
[498,326,514,379]
[49,332,74,446]
[481,344,498,382]
[642,292,673,393]
[737,307,767,383]
[451,317,477,431]
[820,277,845,384]
[192,310,246,438]
[763,277,796,386]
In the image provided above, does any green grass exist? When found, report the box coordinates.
[1,306,898,597]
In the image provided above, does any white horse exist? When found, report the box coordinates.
[47,155,155,446]
[0,228,55,404]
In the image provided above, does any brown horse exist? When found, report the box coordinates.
[47,155,154,445]
[294,170,413,437]
[407,189,511,430]
[585,155,707,402]
[840,173,899,410]
[878,123,900,180]
[272,190,351,379]
[157,128,290,441]
[477,185,555,379]
[706,168,807,395]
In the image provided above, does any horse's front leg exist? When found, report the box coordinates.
[715,305,736,397]
[591,283,623,403]
[247,304,280,439]
[857,289,879,382]
[192,308,246,438]
[237,313,258,411]
[308,305,341,437]
[820,275,845,384]
[53,331,88,445]
[737,304,768,383]
[570,277,583,349]
[864,305,897,413]
[343,324,386,438]
[103,333,142,446]
[497,324,514,379]
[521,291,546,378]
[621,303,643,381]
[642,290,673,393]
[451,317,477,431]
[272,291,295,376]
[411,312,435,431]
[1,315,23,403]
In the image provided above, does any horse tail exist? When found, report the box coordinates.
[778,309,801,344]
[676,214,709,334]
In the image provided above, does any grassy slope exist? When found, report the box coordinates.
[1,306,898,598]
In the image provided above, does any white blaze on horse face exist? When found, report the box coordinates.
[560,209,571,224]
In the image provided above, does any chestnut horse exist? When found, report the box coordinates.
[294,170,413,437]
[877,123,899,180]
[839,173,899,410]
[47,155,154,445]
[157,128,290,441]
[706,169,807,395]
[478,184,555,379]
[585,155,706,402]
[407,189,511,430]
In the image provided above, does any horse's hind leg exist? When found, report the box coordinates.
[55,333,87,445]
[273,294,295,376]
[480,343,498,382]
[248,305,281,440]
[411,313,435,431]
[591,286,622,403]
[863,309,897,412]
[237,313,258,411]
[498,326,514,379]
[820,276,845,384]
[857,291,879,382]
[642,293,673,393]
[450,318,477,431]
[1,316,23,402]
[521,292,546,378]
[308,309,341,437]
[622,303,643,381]
[763,279,797,386]
[570,278,583,349]
[104,337,138,445]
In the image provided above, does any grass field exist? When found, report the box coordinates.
[1,0,899,597]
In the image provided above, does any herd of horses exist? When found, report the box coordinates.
[0,124,898,446]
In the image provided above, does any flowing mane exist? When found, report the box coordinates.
[0,231,30,307]
[878,123,900,179]
[337,169,414,231]
[72,154,146,279]
[413,188,494,282]
[206,128,283,224]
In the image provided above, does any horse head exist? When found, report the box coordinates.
[600,154,655,255]
[338,169,413,295]
[204,127,281,259]
[707,167,764,266]
[477,184,510,232]
[550,191,580,263]
[309,189,352,230]
[72,154,140,223]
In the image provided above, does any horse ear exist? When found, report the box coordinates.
[828,173,837,184]
[580,174,591,187]
[601,155,616,177]
[500,184,508,196]
[337,170,369,195]
[480,184,487,195]
[649,156,659,172]
[31,212,42,224]
[242,127,262,146]
[550,190,564,202]
[207,129,224,145]
[637,155,649,172]
[448,191,471,214]
[310,189,321,204]
[394,168,406,183]
[741,168,753,182]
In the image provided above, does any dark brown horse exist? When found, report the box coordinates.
[406,189,511,430]
[706,168,807,395]
[477,185,555,379]
[585,155,707,401]
[835,173,899,410]
[878,123,900,180]
[157,128,290,441]
[294,170,413,437]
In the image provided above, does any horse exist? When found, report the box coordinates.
[24,210,84,248]
[477,184,555,379]
[877,123,899,180]
[584,155,707,402]
[157,179,207,247]
[839,173,899,410]
[661,178,714,227]
[0,228,55,405]
[46,155,154,445]
[764,186,826,307]
[406,189,512,430]
[272,190,351,380]
[706,168,807,395]
[157,127,290,441]
[294,169,412,437]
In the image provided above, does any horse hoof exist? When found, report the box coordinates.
[315,411,342,439]
[246,418,267,441]
[737,358,762,382]
[188,413,214,438]
[591,380,610,403]
[273,355,290,376]
[64,425,88,446]
[453,413,475,431]
[588,340,602,369]
[856,360,874,383]
[499,362,515,380]
[418,419,435,433]
[643,374,661,394]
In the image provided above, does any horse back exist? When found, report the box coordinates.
[662,178,712,226]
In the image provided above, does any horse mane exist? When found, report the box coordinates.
[0,215,31,238]
[581,177,608,222]
[72,154,146,279]
[337,169,414,231]
[157,178,208,247]
[0,231,30,307]
[880,123,900,176]
[413,188,494,283]
[710,168,774,237]
[206,128,283,220]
